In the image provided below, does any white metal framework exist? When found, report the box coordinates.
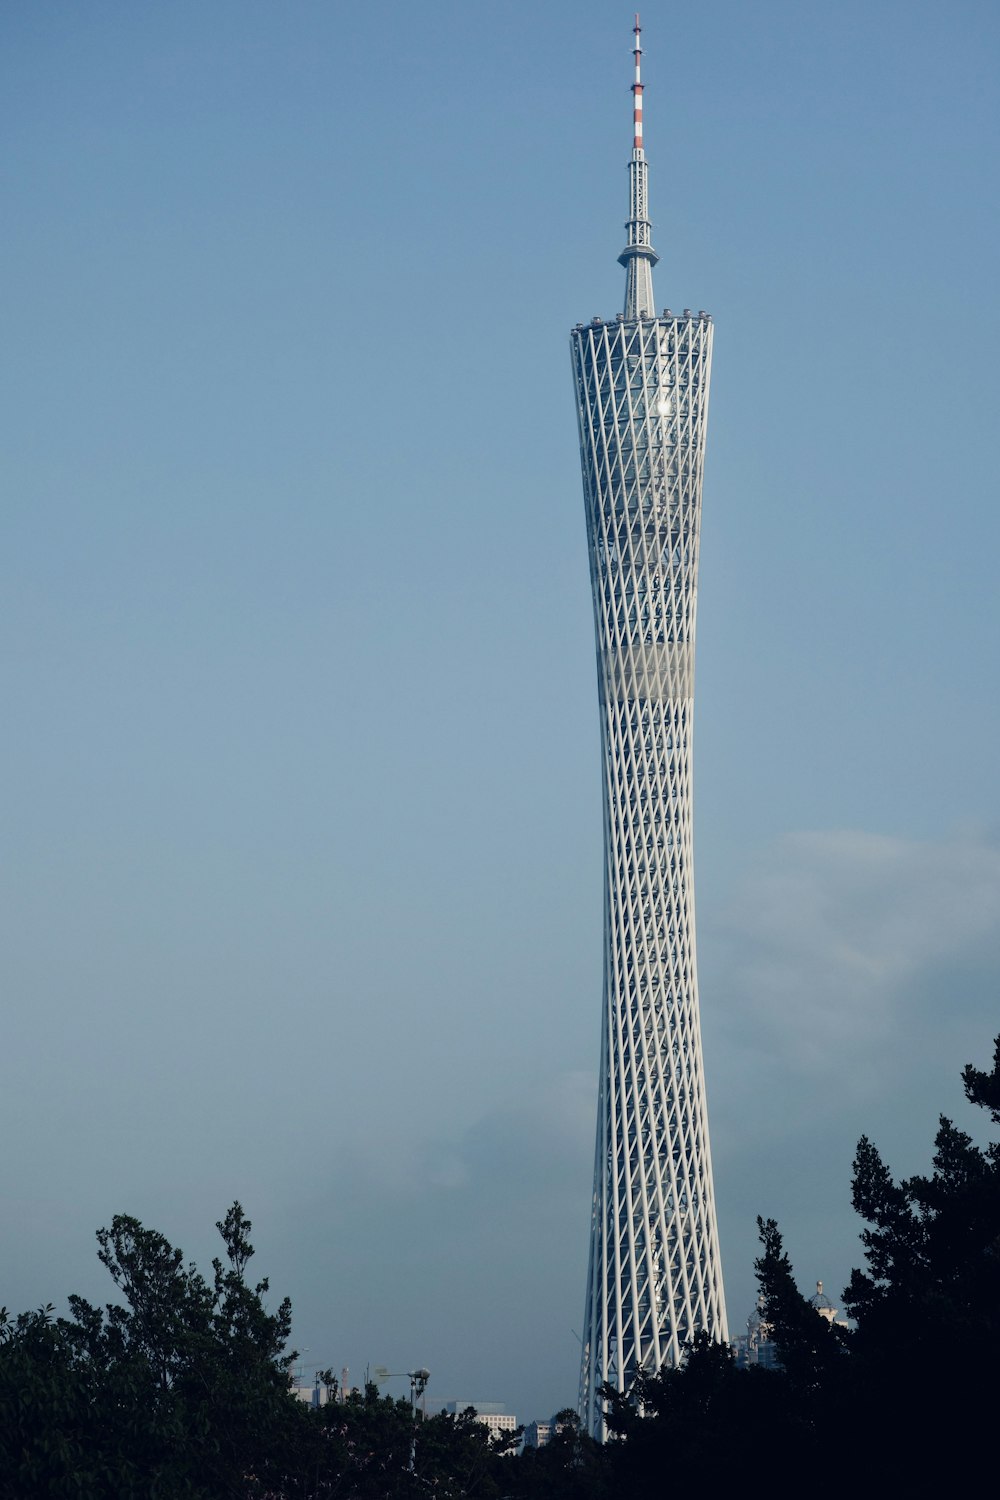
[571,20,727,1438]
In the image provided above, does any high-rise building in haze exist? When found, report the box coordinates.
[570,19,728,1436]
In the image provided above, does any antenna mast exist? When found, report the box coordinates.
[619,14,659,319]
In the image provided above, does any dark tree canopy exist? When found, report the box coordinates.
[0,1205,511,1498]
[3,1036,998,1496]
[589,1033,1000,1493]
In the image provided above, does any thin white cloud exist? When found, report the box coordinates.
[705,826,1000,1085]
[701,825,1000,1330]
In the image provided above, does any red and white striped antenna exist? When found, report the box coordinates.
[632,14,643,151]
[619,13,658,318]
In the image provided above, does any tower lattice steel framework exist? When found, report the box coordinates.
[571,18,728,1437]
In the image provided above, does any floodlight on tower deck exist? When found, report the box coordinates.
[619,14,659,320]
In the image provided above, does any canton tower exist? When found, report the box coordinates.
[571,18,728,1435]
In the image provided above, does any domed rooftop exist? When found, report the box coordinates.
[808,1280,835,1310]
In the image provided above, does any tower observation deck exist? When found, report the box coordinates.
[570,17,728,1438]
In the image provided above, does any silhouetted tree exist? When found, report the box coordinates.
[505,1408,607,1500]
[587,1035,1000,1494]
[840,1037,1000,1486]
[0,1206,521,1497]
[0,1304,95,1497]
[598,1329,827,1488]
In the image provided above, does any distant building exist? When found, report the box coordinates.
[809,1281,848,1330]
[291,1366,356,1407]
[522,1414,576,1451]
[731,1281,849,1369]
[731,1298,781,1371]
[291,1378,330,1408]
[443,1401,517,1442]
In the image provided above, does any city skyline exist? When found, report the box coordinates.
[2,1,998,1422]
[572,19,727,1433]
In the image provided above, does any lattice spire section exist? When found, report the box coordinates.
[570,19,728,1443]
[618,15,658,320]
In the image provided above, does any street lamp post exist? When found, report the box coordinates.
[372,1367,430,1472]
[408,1369,430,1471]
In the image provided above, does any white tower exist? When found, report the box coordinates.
[571,17,728,1438]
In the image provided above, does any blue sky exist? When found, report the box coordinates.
[2,0,998,1419]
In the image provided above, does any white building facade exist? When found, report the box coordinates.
[442,1402,517,1444]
